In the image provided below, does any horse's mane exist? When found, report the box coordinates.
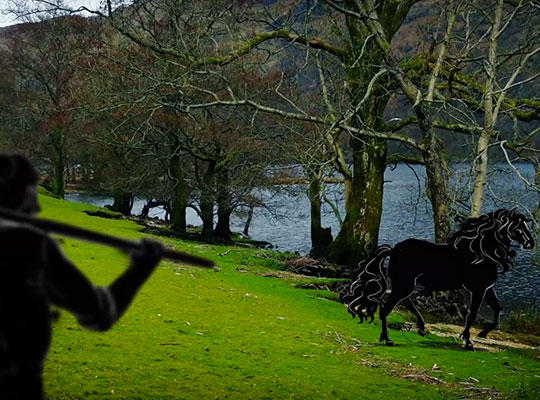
[451,208,521,273]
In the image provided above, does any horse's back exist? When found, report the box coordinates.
[392,238,456,260]
[389,238,464,291]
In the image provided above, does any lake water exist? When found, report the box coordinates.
[66,163,540,312]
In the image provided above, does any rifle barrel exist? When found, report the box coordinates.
[0,207,215,268]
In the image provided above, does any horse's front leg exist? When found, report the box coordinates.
[379,290,412,346]
[478,287,502,338]
[379,296,400,346]
[460,290,485,351]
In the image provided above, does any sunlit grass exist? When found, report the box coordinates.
[38,194,540,399]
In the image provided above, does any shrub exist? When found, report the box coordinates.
[504,307,540,335]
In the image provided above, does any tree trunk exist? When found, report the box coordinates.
[170,153,187,233]
[417,107,452,242]
[327,13,390,267]
[470,130,491,217]
[141,199,170,219]
[243,205,254,236]
[200,161,216,243]
[306,166,333,258]
[329,136,387,266]
[141,201,151,218]
[343,176,353,212]
[423,146,452,242]
[109,191,133,216]
[214,170,233,243]
[533,160,540,221]
[470,1,503,217]
[51,129,65,199]
[214,205,233,243]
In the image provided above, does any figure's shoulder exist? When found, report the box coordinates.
[0,222,47,244]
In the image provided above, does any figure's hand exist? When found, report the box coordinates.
[131,239,163,271]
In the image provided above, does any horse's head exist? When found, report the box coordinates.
[453,208,534,272]
[504,209,535,250]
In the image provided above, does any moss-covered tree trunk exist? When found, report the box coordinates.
[329,136,387,266]
[423,145,452,242]
[417,107,452,242]
[328,12,389,267]
[357,2,454,244]
[200,160,216,243]
[170,152,187,233]
[51,129,65,199]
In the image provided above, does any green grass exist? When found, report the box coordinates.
[37,195,540,399]
[504,307,540,336]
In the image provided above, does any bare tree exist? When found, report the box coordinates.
[16,0,540,264]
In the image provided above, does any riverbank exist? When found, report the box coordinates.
[82,208,275,249]
[39,193,539,399]
[63,162,540,313]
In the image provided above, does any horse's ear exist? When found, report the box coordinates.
[493,209,507,220]
[509,208,522,217]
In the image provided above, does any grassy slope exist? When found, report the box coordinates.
[38,195,539,400]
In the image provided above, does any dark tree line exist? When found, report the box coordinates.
[2,0,540,268]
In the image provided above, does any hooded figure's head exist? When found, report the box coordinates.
[0,154,40,214]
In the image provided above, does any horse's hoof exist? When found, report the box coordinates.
[385,340,395,347]
[418,329,426,337]
[464,342,475,351]
[478,330,488,338]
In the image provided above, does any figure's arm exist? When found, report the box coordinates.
[44,238,162,331]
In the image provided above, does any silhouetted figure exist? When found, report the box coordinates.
[0,154,163,399]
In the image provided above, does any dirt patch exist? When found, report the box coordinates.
[427,323,535,351]
[257,270,304,279]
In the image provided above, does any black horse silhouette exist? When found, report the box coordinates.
[342,209,535,350]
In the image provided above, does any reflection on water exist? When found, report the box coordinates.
[65,164,540,312]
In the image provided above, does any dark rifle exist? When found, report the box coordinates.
[0,206,215,268]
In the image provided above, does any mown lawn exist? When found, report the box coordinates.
[38,194,540,399]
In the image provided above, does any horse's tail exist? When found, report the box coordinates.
[341,245,392,323]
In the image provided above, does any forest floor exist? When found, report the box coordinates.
[38,193,540,399]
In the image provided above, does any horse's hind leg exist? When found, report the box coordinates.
[401,298,426,336]
[478,287,502,338]
[460,290,485,351]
